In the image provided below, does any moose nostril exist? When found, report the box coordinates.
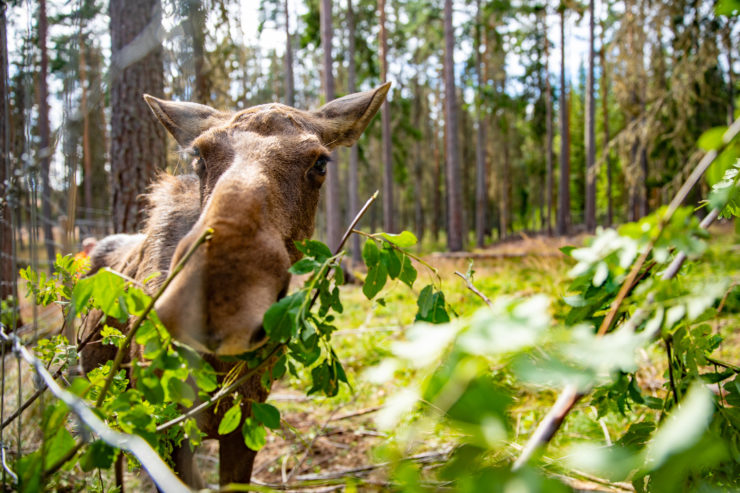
[203,332,224,352]
[250,326,267,346]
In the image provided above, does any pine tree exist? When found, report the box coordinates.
[109,0,166,233]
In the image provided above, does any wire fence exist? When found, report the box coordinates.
[0,325,190,492]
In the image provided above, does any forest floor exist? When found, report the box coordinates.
[2,226,738,492]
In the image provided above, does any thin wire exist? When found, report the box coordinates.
[0,0,11,486]
[0,443,16,484]
[19,0,36,478]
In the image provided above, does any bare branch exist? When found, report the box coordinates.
[512,118,740,470]
[454,271,492,308]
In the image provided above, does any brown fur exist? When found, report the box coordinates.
[80,84,389,488]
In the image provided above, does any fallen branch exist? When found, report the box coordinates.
[512,117,740,470]
[330,405,382,421]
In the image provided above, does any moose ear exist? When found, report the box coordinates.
[313,82,390,148]
[143,95,229,148]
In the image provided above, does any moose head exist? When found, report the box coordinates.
[144,84,390,355]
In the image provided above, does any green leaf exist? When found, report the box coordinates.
[698,126,727,151]
[381,246,402,279]
[399,255,417,288]
[124,287,150,317]
[295,239,332,262]
[90,269,128,321]
[263,291,305,342]
[44,426,76,469]
[378,231,418,248]
[193,361,218,392]
[716,0,740,16]
[289,257,319,275]
[219,401,243,435]
[166,378,196,407]
[252,402,281,429]
[334,265,345,286]
[362,239,380,268]
[415,285,449,324]
[71,276,95,314]
[644,382,714,469]
[617,422,656,449]
[242,417,267,450]
[80,440,118,472]
[362,262,387,300]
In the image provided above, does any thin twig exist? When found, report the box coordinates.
[94,228,213,408]
[0,326,190,492]
[284,403,348,483]
[310,192,378,308]
[664,338,680,405]
[155,344,283,432]
[330,406,382,421]
[160,193,380,432]
[512,117,740,470]
[454,271,493,308]
[705,356,740,373]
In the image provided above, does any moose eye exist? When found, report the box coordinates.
[313,155,330,176]
[190,148,206,178]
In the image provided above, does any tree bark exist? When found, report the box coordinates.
[443,0,464,251]
[474,0,487,248]
[39,0,55,269]
[723,19,734,126]
[110,0,166,233]
[347,0,360,262]
[378,0,394,233]
[432,88,442,242]
[557,8,571,236]
[184,0,209,103]
[601,21,612,226]
[80,39,93,222]
[545,13,553,235]
[413,81,424,246]
[321,0,341,250]
[1,3,14,302]
[284,0,294,107]
[584,0,596,232]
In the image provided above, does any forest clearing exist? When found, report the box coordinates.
[1,0,740,491]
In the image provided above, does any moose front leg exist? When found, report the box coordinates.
[218,430,258,487]
[171,439,207,490]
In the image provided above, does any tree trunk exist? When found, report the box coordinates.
[284,0,294,107]
[347,0,360,262]
[1,3,14,303]
[185,0,209,103]
[321,0,341,250]
[443,0,464,251]
[110,0,166,233]
[474,0,487,248]
[557,8,571,236]
[413,78,425,246]
[62,76,77,254]
[545,14,553,235]
[584,0,596,232]
[39,0,55,269]
[378,0,394,233]
[601,22,612,226]
[724,19,734,126]
[432,89,442,242]
[80,39,93,222]
[500,113,510,237]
